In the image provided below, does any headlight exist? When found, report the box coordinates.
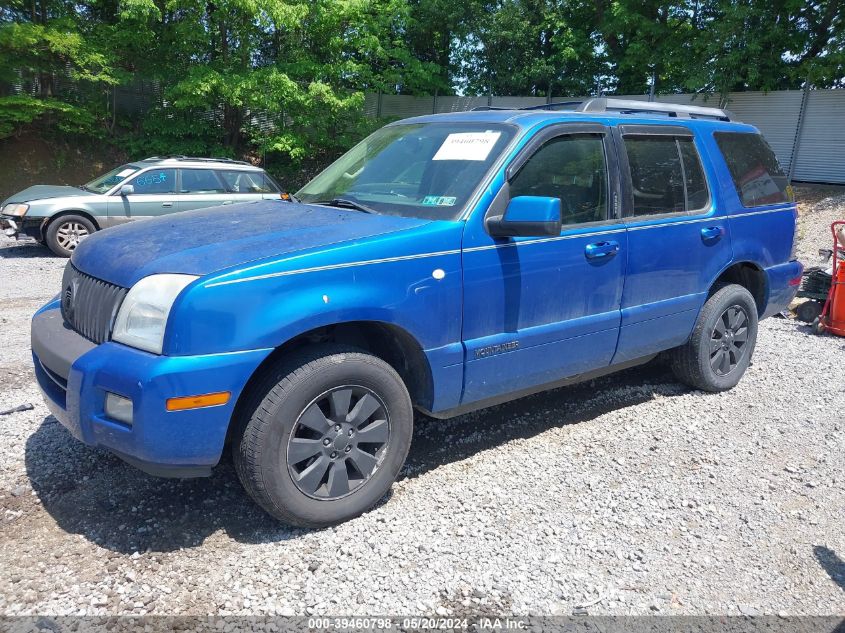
[2,203,29,216]
[112,274,198,354]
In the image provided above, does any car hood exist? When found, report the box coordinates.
[71,200,431,287]
[3,185,93,206]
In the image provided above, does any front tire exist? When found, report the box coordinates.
[234,345,413,527]
[670,284,759,392]
[45,214,96,257]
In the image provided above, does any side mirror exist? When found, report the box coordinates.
[486,196,561,237]
[119,184,134,196]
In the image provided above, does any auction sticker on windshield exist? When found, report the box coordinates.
[421,195,457,206]
[433,132,501,161]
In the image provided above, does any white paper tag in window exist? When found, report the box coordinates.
[116,169,136,177]
[433,132,501,161]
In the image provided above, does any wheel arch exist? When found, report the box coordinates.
[41,209,102,239]
[709,261,767,316]
[227,320,434,443]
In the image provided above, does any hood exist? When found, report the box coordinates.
[71,200,430,287]
[3,185,93,206]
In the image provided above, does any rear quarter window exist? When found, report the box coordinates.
[218,170,280,193]
[714,132,790,207]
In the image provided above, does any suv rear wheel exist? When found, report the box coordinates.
[45,214,96,257]
[234,345,413,527]
[670,284,759,392]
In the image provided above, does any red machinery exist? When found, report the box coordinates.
[813,221,845,336]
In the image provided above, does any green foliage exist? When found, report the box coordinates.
[0,95,96,138]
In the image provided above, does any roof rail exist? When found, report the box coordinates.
[143,155,253,166]
[576,97,733,121]
[472,101,584,112]
[519,101,584,111]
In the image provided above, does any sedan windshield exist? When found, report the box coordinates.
[83,164,139,194]
[296,122,516,220]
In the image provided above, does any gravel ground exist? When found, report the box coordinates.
[1,192,844,617]
[794,187,845,265]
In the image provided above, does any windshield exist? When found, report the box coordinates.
[296,122,516,220]
[84,164,139,194]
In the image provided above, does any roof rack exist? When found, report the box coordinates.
[519,100,584,111]
[473,97,733,121]
[576,97,733,121]
[141,155,253,166]
[471,101,582,112]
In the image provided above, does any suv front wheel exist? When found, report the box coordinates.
[234,345,413,527]
[45,214,96,257]
[670,283,759,392]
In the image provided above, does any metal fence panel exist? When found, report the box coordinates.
[492,96,547,109]
[791,89,845,183]
[379,94,437,118]
[363,92,380,117]
[435,95,489,113]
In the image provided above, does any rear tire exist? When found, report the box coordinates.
[45,214,96,257]
[234,345,413,527]
[670,284,758,392]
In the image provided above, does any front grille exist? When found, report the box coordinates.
[60,264,127,344]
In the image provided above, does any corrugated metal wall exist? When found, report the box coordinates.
[364,90,845,184]
[791,90,845,183]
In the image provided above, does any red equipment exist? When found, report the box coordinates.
[814,221,845,337]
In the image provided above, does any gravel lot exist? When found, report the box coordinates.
[1,191,844,617]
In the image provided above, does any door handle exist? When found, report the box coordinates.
[585,240,620,259]
[222,200,234,205]
[700,226,724,241]
[161,202,173,208]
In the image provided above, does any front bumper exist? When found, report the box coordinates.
[31,302,273,477]
[1,214,41,239]
[0,214,20,237]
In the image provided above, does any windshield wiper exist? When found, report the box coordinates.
[313,198,376,214]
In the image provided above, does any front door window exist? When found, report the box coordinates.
[509,134,609,226]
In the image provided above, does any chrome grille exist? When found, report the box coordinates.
[60,264,127,344]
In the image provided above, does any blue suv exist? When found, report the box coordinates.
[31,98,803,527]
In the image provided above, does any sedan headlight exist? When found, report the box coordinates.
[2,203,29,216]
[112,274,198,354]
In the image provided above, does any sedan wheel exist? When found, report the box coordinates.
[55,222,91,251]
[45,215,97,258]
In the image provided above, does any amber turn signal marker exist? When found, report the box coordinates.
[166,391,230,411]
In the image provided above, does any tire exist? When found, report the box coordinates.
[670,284,759,392]
[234,344,413,527]
[795,300,822,324]
[45,214,96,257]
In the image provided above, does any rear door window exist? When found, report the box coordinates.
[714,132,790,207]
[179,169,226,194]
[623,135,710,216]
[218,170,280,193]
